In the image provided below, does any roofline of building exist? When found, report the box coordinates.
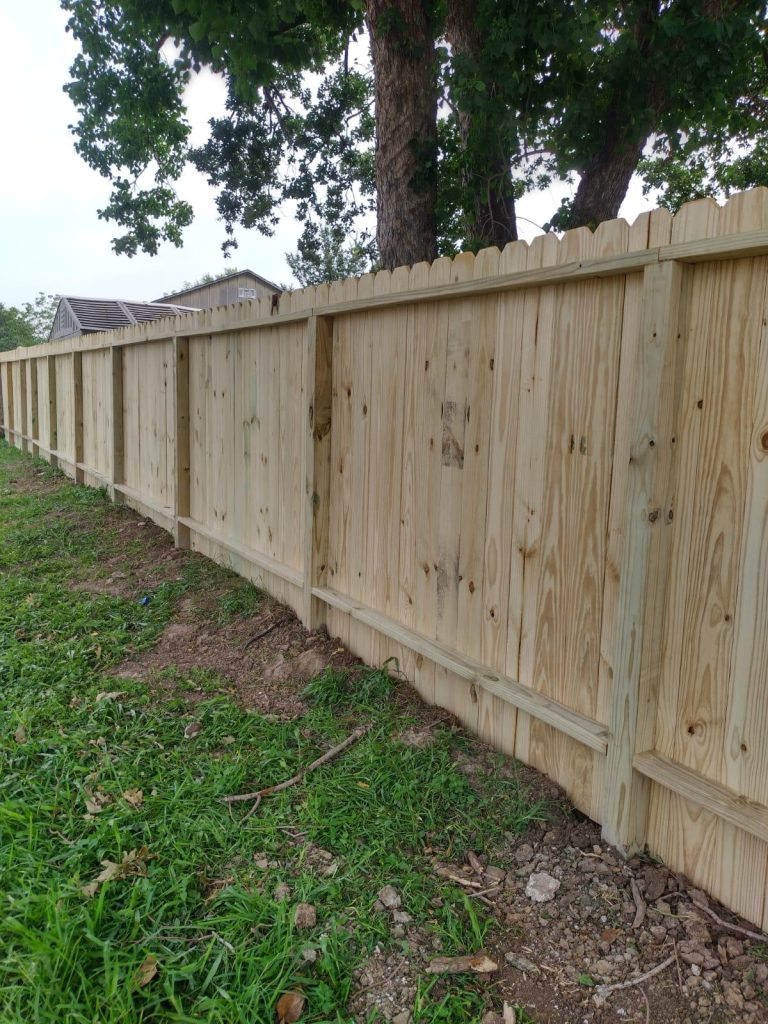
[154,269,281,303]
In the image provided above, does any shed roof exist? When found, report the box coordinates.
[154,268,280,303]
[50,296,199,340]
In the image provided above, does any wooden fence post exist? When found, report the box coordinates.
[18,360,29,453]
[29,359,39,458]
[301,315,334,629]
[110,346,124,500]
[601,259,689,853]
[173,336,191,549]
[2,363,13,442]
[72,351,84,483]
[47,355,58,467]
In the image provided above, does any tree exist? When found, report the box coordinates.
[0,295,59,352]
[286,223,372,285]
[62,0,768,272]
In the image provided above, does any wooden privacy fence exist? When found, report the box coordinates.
[4,188,768,927]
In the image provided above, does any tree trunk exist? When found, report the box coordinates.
[366,0,438,269]
[566,134,647,229]
[445,0,517,249]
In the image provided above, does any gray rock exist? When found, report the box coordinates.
[378,885,402,910]
[505,953,540,975]
[525,871,561,903]
[514,843,534,865]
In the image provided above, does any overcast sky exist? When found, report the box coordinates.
[0,0,657,309]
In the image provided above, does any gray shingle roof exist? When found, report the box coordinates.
[50,297,199,341]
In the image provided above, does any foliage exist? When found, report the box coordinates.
[286,222,373,285]
[0,441,542,1023]
[60,0,768,270]
[180,267,244,289]
[0,294,58,351]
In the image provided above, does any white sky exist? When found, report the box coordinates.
[0,0,657,309]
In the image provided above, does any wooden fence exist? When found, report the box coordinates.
[4,188,768,928]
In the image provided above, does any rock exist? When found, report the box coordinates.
[513,843,534,865]
[599,928,622,948]
[392,1012,411,1024]
[649,926,667,943]
[725,937,744,960]
[525,872,560,903]
[723,981,745,1013]
[266,648,328,683]
[378,885,402,910]
[273,882,291,902]
[392,910,412,924]
[253,856,269,870]
[485,866,506,884]
[302,947,318,963]
[505,953,540,975]
[294,903,317,930]
[643,866,668,901]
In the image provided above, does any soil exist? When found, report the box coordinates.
[9,458,768,1023]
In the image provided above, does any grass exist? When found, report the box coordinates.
[0,440,541,1023]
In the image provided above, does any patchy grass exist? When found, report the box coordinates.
[0,441,541,1023]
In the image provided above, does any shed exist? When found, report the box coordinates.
[49,297,199,342]
[154,269,280,310]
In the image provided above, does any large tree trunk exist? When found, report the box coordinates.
[445,0,517,249]
[367,0,438,269]
[566,133,647,229]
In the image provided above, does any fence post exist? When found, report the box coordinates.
[301,315,334,629]
[72,351,84,483]
[173,336,191,549]
[47,355,58,467]
[1,363,13,442]
[18,359,29,453]
[601,259,689,853]
[29,358,39,458]
[110,346,124,501]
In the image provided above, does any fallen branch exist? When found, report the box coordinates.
[690,896,768,943]
[222,725,370,804]
[594,954,676,1003]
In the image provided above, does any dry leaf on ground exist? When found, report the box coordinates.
[14,724,27,744]
[134,954,158,988]
[122,788,144,809]
[82,846,157,897]
[95,691,125,702]
[276,990,305,1022]
[84,788,113,815]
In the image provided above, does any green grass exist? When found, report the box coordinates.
[0,441,541,1023]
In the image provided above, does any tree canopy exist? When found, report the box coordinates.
[0,295,59,352]
[62,0,768,274]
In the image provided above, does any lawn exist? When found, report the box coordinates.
[0,441,541,1024]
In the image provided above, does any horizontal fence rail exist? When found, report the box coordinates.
[3,188,768,929]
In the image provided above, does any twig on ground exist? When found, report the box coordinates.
[222,725,370,804]
[689,892,768,942]
[433,865,486,889]
[630,876,647,929]
[243,620,283,650]
[595,954,676,1003]
[243,793,262,820]
[468,885,502,899]
[641,987,650,1024]
[672,939,684,993]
